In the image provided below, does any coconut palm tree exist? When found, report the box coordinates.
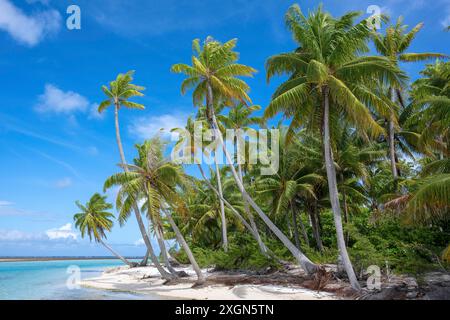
[171,117,271,256]
[171,37,318,275]
[264,5,407,289]
[255,128,323,249]
[98,71,163,270]
[372,17,446,182]
[73,193,136,267]
[217,103,268,254]
[172,113,229,251]
[412,60,450,158]
[183,167,245,248]
[104,137,205,284]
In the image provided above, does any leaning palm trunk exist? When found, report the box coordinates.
[141,249,150,266]
[237,163,269,256]
[164,209,205,285]
[322,87,360,290]
[114,104,173,279]
[214,159,228,252]
[99,239,135,267]
[207,110,317,273]
[388,87,399,183]
[155,224,178,275]
[197,164,272,258]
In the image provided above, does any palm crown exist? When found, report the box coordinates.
[265,5,407,139]
[104,138,187,226]
[171,37,256,111]
[98,70,145,113]
[73,193,115,242]
[373,17,446,64]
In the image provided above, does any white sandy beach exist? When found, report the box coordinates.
[80,265,338,300]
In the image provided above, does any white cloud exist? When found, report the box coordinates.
[54,177,72,188]
[0,229,44,241]
[35,84,90,114]
[45,223,77,240]
[34,84,104,122]
[0,0,61,46]
[87,146,99,156]
[0,200,13,206]
[88,103,105,120]
[441,14,450,28]
[0,223,78,243]
[129,113,188,140]
[134,238,145,246]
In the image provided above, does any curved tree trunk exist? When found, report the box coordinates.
[197,164,272,258]
[164,210,205,285]
[210,122,317,273]
[214,160,228,252]
[206,83,317,274]
[141,249,150,266]
[140,220,152,266]
[99,239,135,267]
[114,104,173,279]
[155,223,178,275]
[322,87,360,290]
[237,163,269,256]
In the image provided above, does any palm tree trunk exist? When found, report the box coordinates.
[291,203,309,248]
[209,117,317,273]
[214,160,228,252]
[164,210,205,285]
[206,84,315,271]
[206,84,316,274]
[113,103,172,279]
[322,87,360,290]
[141,249,149,266]
[291,212,301,249]
[140,220,152,266]
[114,104,128,166]
[99,239,134,267]
[309,205,324,252]
[237,163,269,256]
[388,87,398,183]
[197,164,270,256]
[155,223,178,275]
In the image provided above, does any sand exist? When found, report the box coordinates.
[80,265,337,300]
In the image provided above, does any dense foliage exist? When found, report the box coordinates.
[74,4,449,287]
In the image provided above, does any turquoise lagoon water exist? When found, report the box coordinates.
[0,259,158,300]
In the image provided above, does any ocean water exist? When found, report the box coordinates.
[0,259,158,300]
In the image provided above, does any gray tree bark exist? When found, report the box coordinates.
[388,87,399,182]
[322,87,360,290]
[237,163,269,256]
[164,210,205,284]
[99,239,135,267]
[209,118,317,273]
[214,160,228,252]
[155,223,178,275]
[114,103,173,279]
[309,205,324,252]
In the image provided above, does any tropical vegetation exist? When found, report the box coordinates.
[73,4,449,291]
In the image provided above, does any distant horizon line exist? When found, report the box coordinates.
[0,256,144,262]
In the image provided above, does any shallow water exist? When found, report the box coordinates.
[0,259,158,300]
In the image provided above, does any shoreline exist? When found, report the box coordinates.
[80,265,341,300]
[0,257,142,263]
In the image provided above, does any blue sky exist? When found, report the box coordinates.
[0,0,449,257]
